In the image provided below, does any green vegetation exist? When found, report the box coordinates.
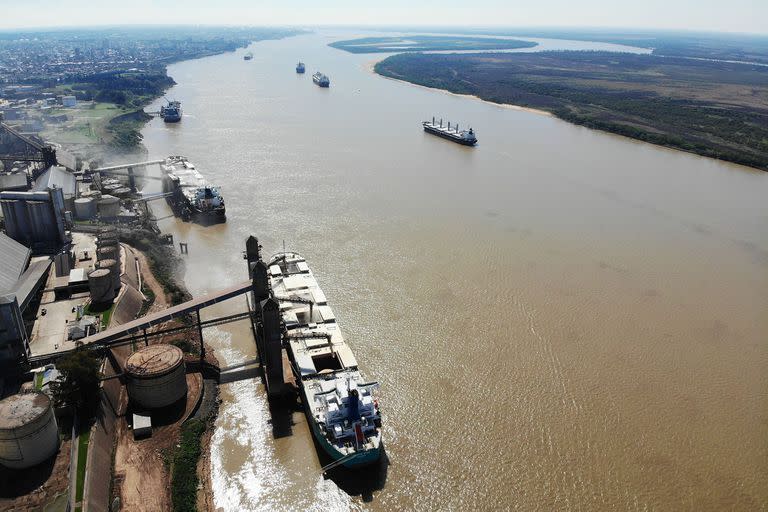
[376,51,768,170]
[75,430,91,506]
[60,70,175,109]
[34,371,44,390]
[120,229,192,306]
[331,35,537,54]
[83,301,115,330]
[170,420,206,512]
[107,109,153,152]
[50,348,102,416]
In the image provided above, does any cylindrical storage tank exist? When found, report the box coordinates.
[88,268,115,303]
[113,187,131,198]
[103,183,121,194]
[0,393,59,469]
[97,244,119,262]
[125,345,187,409]
[97,195,119,219]
[74,197,96,220]
[96,258,121,290]
[96,236,119,250]
[27,201,55,244]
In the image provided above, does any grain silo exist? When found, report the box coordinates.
[95,258,121,291]
[74,197,97,220]
[88,268,115,303]
[97,244,120,263]
[113,187,131,198]
[0,393,59,469]
[125,345,187,409]
[97,195,119,219]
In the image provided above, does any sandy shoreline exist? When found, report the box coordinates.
[363,58,553,117]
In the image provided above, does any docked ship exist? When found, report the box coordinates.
[244,52,253,61]
[160,156,225,221]
[268,251,382,467]
[296,61,306,73]
[312,72,330,87]
[160,100,182,123]
[422,117,477,146]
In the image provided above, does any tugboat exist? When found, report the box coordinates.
[312,72,330,88]
[244,52,253,61]
[422,117,477,146]
[296,61,306,73]
[267,251,382,468]
[160,99,182,123]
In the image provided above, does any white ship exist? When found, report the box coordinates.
[160,156,225,221]
[268,251,382,467]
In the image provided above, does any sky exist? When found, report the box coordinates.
[0,0,766,34]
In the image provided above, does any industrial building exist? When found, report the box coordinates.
[0,187,68,254]
[0,233,51,369]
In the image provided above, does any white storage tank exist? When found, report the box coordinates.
[96,258,121,291]
[74,197,96,220]
[0,392,59,469]
[88,268,115,303]
[125,345,187,409]
[98,195,119,218]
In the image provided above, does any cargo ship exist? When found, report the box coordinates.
[296,61,305,73]
[268,251,382,467]
[244,52,253,61]
[422,117,477,146]
[312,72,330,87]
[160,156,225,221]
[160,100,182,123]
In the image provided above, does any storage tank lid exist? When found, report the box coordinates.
[96,258,116,267]
[99,195,119,203]
[0,393,51,430]
[126,345,184,377]
[89,268,110,278]
[75,197,93,203]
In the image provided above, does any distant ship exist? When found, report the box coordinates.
[313,72,330,88]
[160,100,182,123]
[422,117,477,146]
[296,61,305,73]
[244,52,253,61]
[160,156,225,221]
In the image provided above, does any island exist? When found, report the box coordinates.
[375,50,768,171]
[330,35,537,53]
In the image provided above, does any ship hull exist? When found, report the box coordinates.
[303,386,382,468]
[423,125,476,145]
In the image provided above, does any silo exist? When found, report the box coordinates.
[0,393,59,469]
[125,345,187,409]
[27,200,55,244]
[74,197,96,220]
[96,258,121,290]
[103,183,121,195]
[113,187,131,198]
[97,244,120,264]
[97,195,119,219]
[99,225,117,237]
[88,268,115,303]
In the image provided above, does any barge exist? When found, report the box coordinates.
[267,251,382,467]
[296,61,306,73]
[423,117,477,146]
[160,156,225,221]
[313,72,330,87]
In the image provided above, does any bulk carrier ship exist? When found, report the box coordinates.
[160,156,225,221]
[422,117,477,146]
[312,72,330,87]
[160,100,182,123]
[267,251,382,467]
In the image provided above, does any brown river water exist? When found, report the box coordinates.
[139,31,768,511]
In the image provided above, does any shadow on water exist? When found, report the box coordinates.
[268,393,301,439]
[310,432,390,503]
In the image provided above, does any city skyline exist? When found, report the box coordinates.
[0,0,766,34]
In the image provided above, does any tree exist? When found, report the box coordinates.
[50,348,102,416]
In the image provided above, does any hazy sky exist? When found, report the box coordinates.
[1,0,766,34]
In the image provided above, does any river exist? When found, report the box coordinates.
[139,31,768,511]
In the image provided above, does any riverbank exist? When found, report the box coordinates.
[374,51,768,171]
